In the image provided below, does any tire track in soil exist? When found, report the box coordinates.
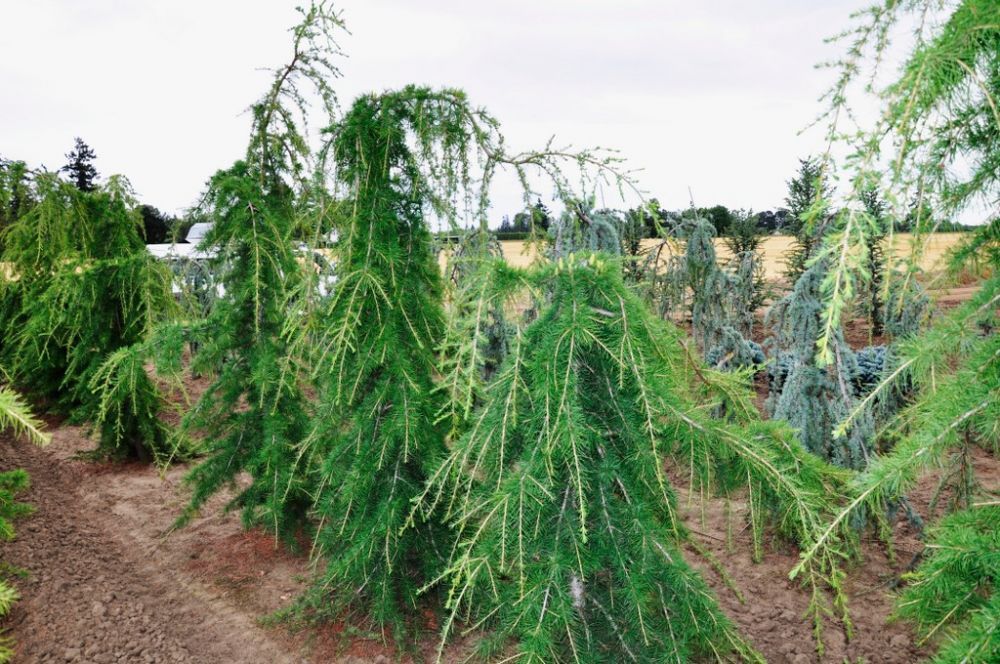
[0,431,295,664]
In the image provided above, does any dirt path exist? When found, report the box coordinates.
[0,424,297,664]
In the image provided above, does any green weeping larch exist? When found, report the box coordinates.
[0,174,175,460]
[301,89,455,629]
[416,254,848,662]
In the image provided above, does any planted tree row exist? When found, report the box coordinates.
[0,1,996,662]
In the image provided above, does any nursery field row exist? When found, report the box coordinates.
[0,232,972,288]
[469,233,970,280]
[1,2,997,662]
[8,375,997,663]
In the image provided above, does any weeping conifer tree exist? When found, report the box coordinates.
[859,187,888,336]
[415,254,849,662]
[437,228,514,436]
[0,174,175,460]
[782,157,832,286]
[181,162,314,536]
[635,235,688,321]
[723,209,768,338]
[626,215,763,371]
[766,261,874,469]
[295,85,637,630]
[177,2,344,538]
[686,217,730,351]
[619,206,647,283]
[0,158,33,254]
[794,2,1000,656]
[796,221,1000,663]
[680,217,763,372]
[301,89,453,628]
[547,201,623,259]
[883,271,929,341]
[0,173,87,394]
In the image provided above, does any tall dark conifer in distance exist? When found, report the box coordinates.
[61,138,99,192]
[860,187,888,336]
[138,205,174,244]
[783,157,831,284]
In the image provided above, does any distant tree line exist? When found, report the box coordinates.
[3,144,973,252]
[1,138,197,250]
[490,163,974,241]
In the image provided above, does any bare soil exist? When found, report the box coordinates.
[678,453,1000,664]
[0,420,297,664]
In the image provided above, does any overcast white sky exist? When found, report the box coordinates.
[1,1,872,219]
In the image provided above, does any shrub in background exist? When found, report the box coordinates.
[0,175,175,460]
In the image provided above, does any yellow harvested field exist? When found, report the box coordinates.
[5,234,965,285]
[445,233,969,281]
